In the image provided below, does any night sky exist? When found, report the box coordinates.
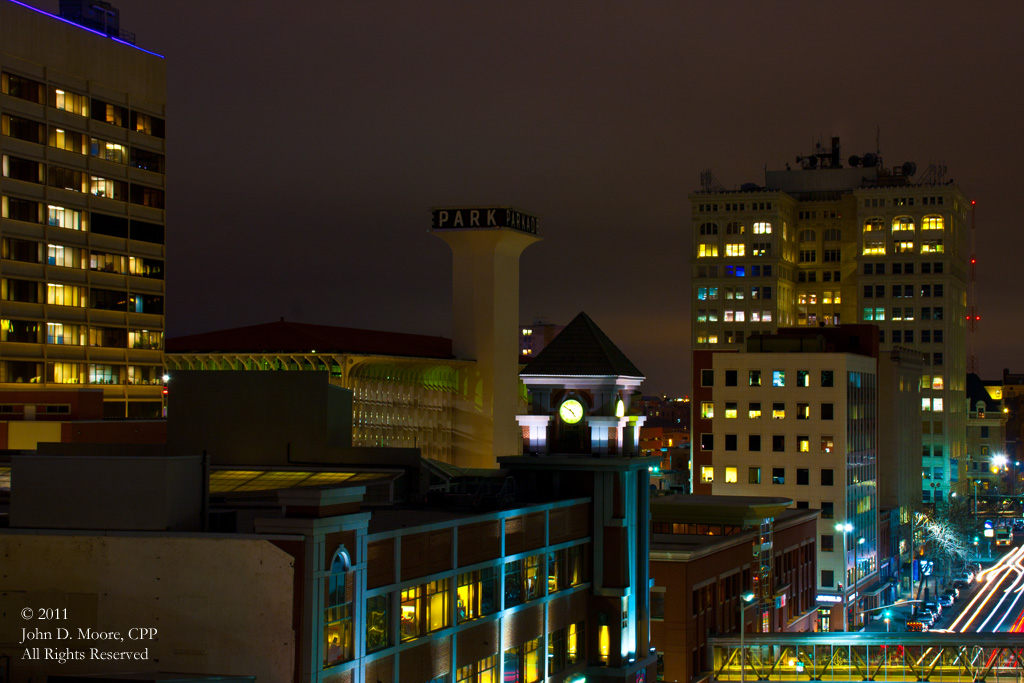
[24,1,1024,395]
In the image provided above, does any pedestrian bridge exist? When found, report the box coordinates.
[706,633,1024,682]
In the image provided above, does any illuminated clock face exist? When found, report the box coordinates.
[559,398,584,424]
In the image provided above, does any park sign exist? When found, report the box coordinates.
[431,206,538,235]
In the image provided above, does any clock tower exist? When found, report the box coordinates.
[517,312,646,455]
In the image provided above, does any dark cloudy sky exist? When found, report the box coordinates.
[26,0,1024,395]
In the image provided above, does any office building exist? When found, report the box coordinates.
[0,0,166,418]
[691,330,883,630]
[690,138,969,503]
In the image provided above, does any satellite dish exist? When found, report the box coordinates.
[849,155,861,167]
[862,153,878,168]
[903,161,917,176]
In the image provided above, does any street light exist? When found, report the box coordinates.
[835,522,853,632]
[740,591,755,683]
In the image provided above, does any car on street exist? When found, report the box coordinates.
[938,594,954,608]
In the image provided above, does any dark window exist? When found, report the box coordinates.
[796,500,809,509]
[822,469,834,486]
[748,467,761,484]
[90,288,128,311]
[822,501,834,519]
[3,238,42,263]
[772,435,785,452]
[130,219,164,245]
[822,570,834,587]
[2,114,45,144]
[4,155,43,183]
[772,467,785,484]
[130,147,165,174]
[91,212,129,238]
[821,370,834,387]
[725,434,737,451]
[797,469,809,485]
[4,197,40,222]
[725,370,737,386]
[3,279,40,303]
[821,403,834,420]
[129,183,165,209]
[701,369,714,387]
[700,433,713,451]
[1,72,45,103]
[749,434,761,451]
[821,535,834,552]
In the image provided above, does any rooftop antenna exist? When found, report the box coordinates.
[700,169,725,192]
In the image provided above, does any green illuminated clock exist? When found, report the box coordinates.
[559,398,584,424]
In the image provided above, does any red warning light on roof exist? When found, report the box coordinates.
[971,200,976,205]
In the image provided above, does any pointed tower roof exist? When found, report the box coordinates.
[521,312,644,378]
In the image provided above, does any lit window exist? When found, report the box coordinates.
[933,398,944,412]
[725,243,745,256]
[748,402,762,419]
[724,402,738,419]
[932,376,944,390]
[862,241,886,255]
[700,466,714,483]
[892,216,915,232]
[821,437,834,453]
[921,239,944,253]
[894,241,915,253]
[772,403,785,419]
[797,370,809,387]
[725,467,738,483]
[698,243,719,258]
[324,550,354,664]
[724,310,734,322]
[863,218,884,232]
[752,221,772,234]
[701,401,714,419]
[457,567,498,623]
[772,370,785,387]
[47,205,83,230]
[921,215,944,230]
[922,398,932,412]
[796,403,810,420]
[735,311,746,322]
[749,370,761,387]
[798,436,810,452]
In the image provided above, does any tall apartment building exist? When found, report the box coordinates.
[690,138,969,502]
[0,0,166,418]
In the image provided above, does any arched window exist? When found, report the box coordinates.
[921,215,944,231]
[798,229,816,242]
[892,216,915,232]
[823,228,841,241]
[699,223,718,236]
[324,547,354,665]
[863,218,884,233]
[752,221,772,235]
